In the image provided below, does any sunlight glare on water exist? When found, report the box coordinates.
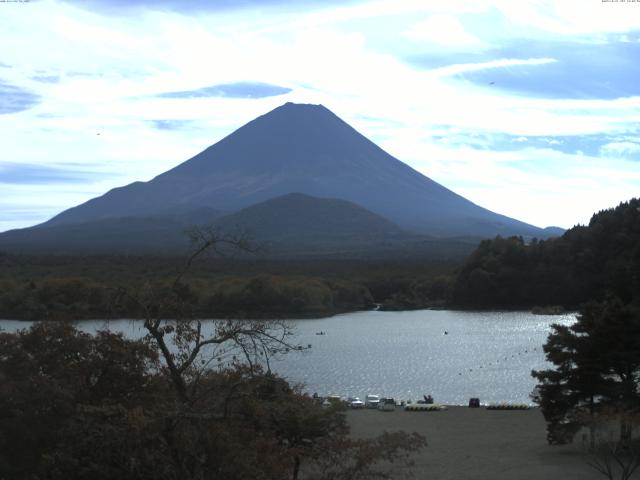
[269,310,575,405]
[0,309,575,405]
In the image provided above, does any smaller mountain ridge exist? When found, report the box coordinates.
[0,194,413,256]
[541,226,566,237]
[216,192,407,242]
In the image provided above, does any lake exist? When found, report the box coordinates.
[0,309,575,405]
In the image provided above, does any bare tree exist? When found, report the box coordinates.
[108,227,310,479]
[119,226,304,404]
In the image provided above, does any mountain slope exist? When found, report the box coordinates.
[0,208,222,254]
[0,194,408,254]
[40,102,550,238]
[0,193,482,258]
[215,192,407,242]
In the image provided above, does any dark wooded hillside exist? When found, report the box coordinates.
[452,198,640,309]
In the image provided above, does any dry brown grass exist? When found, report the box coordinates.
[347,406,604,480]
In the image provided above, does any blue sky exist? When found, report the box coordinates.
[1,0,640,232]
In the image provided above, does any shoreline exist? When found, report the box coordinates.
[0,307,578,323]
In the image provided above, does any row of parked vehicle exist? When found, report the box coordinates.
[321,394,397,411]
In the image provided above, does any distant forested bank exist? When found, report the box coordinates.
[452,198,640,310]
[0,255,457,321]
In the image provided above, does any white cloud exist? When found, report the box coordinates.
[403,14,483,47]
[394,143,640,228]
[0,182,114,231]
[599,141,640,157]
[491,0,640,36]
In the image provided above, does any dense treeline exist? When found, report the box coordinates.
[452,198,640,309]
[0,254,459,320]
[0,275,374,320]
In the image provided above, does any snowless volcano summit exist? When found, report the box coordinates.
[41,102,547,238]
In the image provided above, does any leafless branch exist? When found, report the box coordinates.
[122,225,304,405]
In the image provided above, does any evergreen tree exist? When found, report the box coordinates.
[532,298,640,445]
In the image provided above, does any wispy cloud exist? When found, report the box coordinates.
[148,119,195,131]
[67,71,104,78]
[460,40,640,99]
[400,141,640,228]
[0,163,113,185]
[156,82,292,99]
[31,75,61,83]
[422,128,640,159]
[0,208,55,232]
[429,57,557,77]
[61,0,362,14]
[0,81,40,114]
[0,208,52,221]
[403,14,483,47]
[0,185,99,232]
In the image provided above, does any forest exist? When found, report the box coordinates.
[0,251,457,321]
[452,198,640,310]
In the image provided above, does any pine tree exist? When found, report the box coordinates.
[532,298,640,445]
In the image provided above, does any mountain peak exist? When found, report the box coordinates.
[246,102,333,123]
[243,101,340,133]
[280,101,327,110]
[37,102,550,239]
[159,101,373,179]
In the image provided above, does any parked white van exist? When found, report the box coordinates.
[365,394,380,408]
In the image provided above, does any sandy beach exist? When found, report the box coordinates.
[347,406,604,480]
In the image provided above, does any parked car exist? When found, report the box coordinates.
[378,398,396,411]
[365,394,380,408]
[348,397,365,409]
[322,394,342,408]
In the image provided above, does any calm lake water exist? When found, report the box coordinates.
[0,310,575,405]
